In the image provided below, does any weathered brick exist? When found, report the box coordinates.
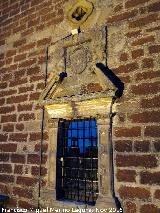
[3,124,14,132]
[144,126,160,137]
[129,14,158,28]
[134,141,150,152]
[18,85,34,93]
[140,204,159,213]
[114,127,141,137]
[0,143,17,152]
[1,114,17,123]
[0,154,9,162]
[27,154,40,164]
[16,176,38,187]
[131,36,155,46]
[115,140,132,152]
[142,58,154,68]
[0,164,12,173]
[19,58,36,68]
[131,82,160,95]
[141,171,160,185]
[13,187,33,199]
[0,82,7,89]
[136,71,160,81]
[15,123,24,131]
[117,169,136,182]
[31,166,47,176]
[9,133,28,142]
[34,143,48,153]
[0,105,15,114]
[18,200,35,209]
[148,1,160,12]
[9,78,28,87]
[14,165,23,174]
[6,50,16,57]
[11,154,25,164]
[13,38,26,48]
[119,186,150,200]
[154,141,160,152]
[26,66,40,75]
[116,154,157,168]
[29,132,48,141]
[125,201,137,213]
[113,62,139,74]
[149,45,160,54]
[0,174,14,183]
[130,111,160,123]
[37,37,51,46]
[132,49,144,59]
[154,189,160,200]
[14,53,26,62]
[0,134,8,142]
[0,98,5,106]
[7,94,28,104]
[125,0,150,8]
[18,113,35,121]
[19,42,36,53]
[17,104,32,112]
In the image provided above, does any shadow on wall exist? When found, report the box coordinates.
[96,63,124,98]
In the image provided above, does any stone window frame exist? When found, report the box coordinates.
[40,97,116,209]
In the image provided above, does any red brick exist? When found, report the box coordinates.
[148,1,160,12]
[13,187,33,199]
[142,58,154,68]
[0,143,17,152]
[14,165,23,174]
[131,82,160,95]
[115,140,132,152]
[130,111,160,123]
[0,134,8,142]
[27,154,40,164]
[28,17,40,28]
[117,169,136,182]
[116,154,157,168]
[154,189,160,199]
[131,35,155,46]
[144,126,160,137]
[11,154,25,164]
[2,73,13,81]
[17,176,38,186]
[125,0,150,8]
[0,98,5,106]
[149,45,160,54]
[13,38,26,47]
[19,42,36,53]
[0,105,15,114]
[129,14,158,28]
[119,186,150,200]
[3,124,14,132]
[19,58,36,68]
[0,174,14,183]
[31,166,47,176]
[15,123,24,131]
[140,204,159,213]
[0,82,7,89]
[17,104,32,112]
[125,201,137,213]
[7,94,28,104]
[134,140,150,152]
[0,53,4,60]
[1,114,17,123]
[154,141,160,152]
[34,143,48,153]
[36,82,45,90]
[0,154,9,162]
[14,53,26,62]
[37,37,51,46]
[0,88,16,98]
[9,78,28,87]
[136,71,160,81]
[113,62,138,74]
[9,133,28,142]
[107,10,137,24]
[18,85,34,93]
[146,25,160,32]
[114,127,141,137]
[21,28,34,37]
[0,164,12,173]
[30,75,44,82]
[140,171,160,185]
[29,92,41,101]
[13,24,26,34]
[18,200,35,209]
[27,66,40,75]
[132,49,144,59]
[29,132,48,141]
[18,113,35,121]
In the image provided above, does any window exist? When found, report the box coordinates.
[56,118,98,205]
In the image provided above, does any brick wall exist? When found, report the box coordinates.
[0,0,160,212]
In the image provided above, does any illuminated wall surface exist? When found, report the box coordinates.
[0,0,160,212]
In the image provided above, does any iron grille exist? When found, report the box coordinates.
[56,118,98,205]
